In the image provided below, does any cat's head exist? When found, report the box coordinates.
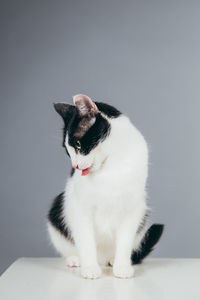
[54,94,121,176]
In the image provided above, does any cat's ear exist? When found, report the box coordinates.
[54,103,75,123]
[73,94,98,117]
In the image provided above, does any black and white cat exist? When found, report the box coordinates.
[47,94,164,279]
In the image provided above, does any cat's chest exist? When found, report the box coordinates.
[73,169,131,201]
[93,200,124,237]
[76,181,123,210]
[75,174,130,225]
[69,171,134,236]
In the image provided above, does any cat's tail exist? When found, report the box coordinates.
[131,224,164,264]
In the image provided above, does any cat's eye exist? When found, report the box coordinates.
[75,140,81,150]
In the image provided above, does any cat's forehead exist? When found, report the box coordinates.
[66,112,110,154]
[69,109,96,139]
[54,98,121,154]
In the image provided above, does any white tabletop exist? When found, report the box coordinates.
[0,258,200,300]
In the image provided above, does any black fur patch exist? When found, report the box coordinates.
[54,103,75,124]
[67,112,111,155]
[95,102,121,118]
[48,192,74,242]
[70,168,75,177]
[131,224,164,264]
[55,101,120,155]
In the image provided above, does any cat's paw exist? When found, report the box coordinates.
[81,265,102,279]
[113,264,135,278]
[66,256,80,267]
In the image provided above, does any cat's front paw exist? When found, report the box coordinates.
[81,265,102,279]
[66,256,80,268]
[113,264,135,279]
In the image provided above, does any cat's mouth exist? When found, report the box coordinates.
[76,157,108,176]
[81,167,91,176]
[74,164,92,176]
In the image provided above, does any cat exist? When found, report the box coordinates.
[47,94,164,279]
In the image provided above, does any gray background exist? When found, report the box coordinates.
[0,0,200,274]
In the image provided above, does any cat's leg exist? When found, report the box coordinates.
[97,239,115,266]
[66,256,80,267]
[113,203,146,278]
[70,214,101,279]
[108,257,114,266]
[47,222,80,267]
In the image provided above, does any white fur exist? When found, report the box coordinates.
[48,113,149,279]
